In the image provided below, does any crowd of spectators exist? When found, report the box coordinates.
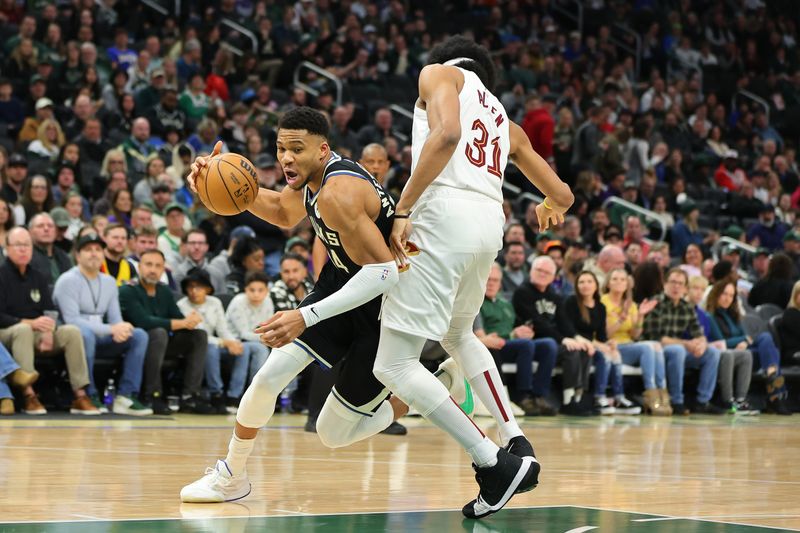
[0,0,798,416]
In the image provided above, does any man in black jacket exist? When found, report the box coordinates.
[29,213,72,288]
[0,227,97,415]
[512,255,592,415]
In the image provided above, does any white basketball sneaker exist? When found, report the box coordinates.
[180,460,251,503]
[435,358,467,404]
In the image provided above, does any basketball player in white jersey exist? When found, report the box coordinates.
[372,36,574,519]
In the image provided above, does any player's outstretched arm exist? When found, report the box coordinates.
[256,179,398,348]
[508,121,574,229]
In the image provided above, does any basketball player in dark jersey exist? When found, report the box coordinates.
[181,107,415,502]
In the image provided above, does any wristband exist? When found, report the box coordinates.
[542,198,553,210]
[395,213,411,219]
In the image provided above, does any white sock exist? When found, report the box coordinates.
[574,390,583,403]
[468,368,523,446]
[563,388,575,405]
[225,433,255,477]
[426,397,498,467]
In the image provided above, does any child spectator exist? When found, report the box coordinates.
[225,271,273,385]
[177,268,259,414]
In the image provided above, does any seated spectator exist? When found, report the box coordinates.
[29,212,72,286]
[706,280,790,415]
[127,225,176,289]
[226,236,266,295]
[0,342,39,416]
[748,253,795,308]
[177,268,261,414]
[670,201,714,257]
[26,118,64,164]
[147,181,174,230]
[624,242,644,271]
[642,268,722,415]
[747,204,787,252]
[476,263,557,416]
[271,253,314,312]
[622,216,650,256]
[119,249,210,414]
[0,227,98,415]
[679,243,704,278]
[131,205,154,232]
[61,192,87,241]
[100,223,136,286]
[133,157,167,206]
[500,242,528,300]
[513,256,592,416]
[173,229,226,294]
[157,204,188,269]
[106,189,133,228]
[119,118,158,184]
[602,268,670,415]
[778,281,800,364]
[53,233,151,415]
[713,150,747,191]
[92,170,129,216]
[1,153,28,207]
[564,271,640,415]
[225,271,272,387]
[20,174,54,225]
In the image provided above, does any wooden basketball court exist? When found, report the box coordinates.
[1,413,798,532]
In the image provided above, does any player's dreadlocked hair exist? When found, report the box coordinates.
[278,106,330,138]
[426,35,496,91]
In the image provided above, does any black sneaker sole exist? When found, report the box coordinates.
[462,457,540,520]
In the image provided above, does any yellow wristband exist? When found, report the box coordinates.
[542,198,553,210]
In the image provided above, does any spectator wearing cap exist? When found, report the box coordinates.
[546,240,574,296]
[713,150,747,192]
[0,227,97,415]
[746,204,787,252]
[521,94,556,169]
[670,201,705,257]
[29,212,72,286]
[781,231,800,277]
[18,97,54,144]
[178,267,261,414]
[748,247,771,283]
[173,228,226,295]
[158,204,187,270]
[99,223,136,286]
[119,118,158,184]
[119,249,210,414]
[135,68,166,111]
[1,153,28,205]
[145,86,186,139]
[53,233,151,415]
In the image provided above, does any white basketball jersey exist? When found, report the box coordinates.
[410,67,509,205]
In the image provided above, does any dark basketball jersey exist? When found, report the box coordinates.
[303,152,395,281]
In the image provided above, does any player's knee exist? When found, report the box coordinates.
[316,416,351,449]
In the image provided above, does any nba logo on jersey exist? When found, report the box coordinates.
[381,268,390,280]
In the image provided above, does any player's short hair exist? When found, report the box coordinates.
[426,35,496,91]
[278,106,329,139]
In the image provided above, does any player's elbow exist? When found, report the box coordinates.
[554,185,574,209]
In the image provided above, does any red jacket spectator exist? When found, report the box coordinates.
[713,151,747,191]
[521,107,555,163]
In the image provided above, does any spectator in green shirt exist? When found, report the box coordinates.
[475,263,557,416]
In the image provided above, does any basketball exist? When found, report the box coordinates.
[196,152,260,216]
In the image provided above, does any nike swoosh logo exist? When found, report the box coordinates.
[310,308,319,318]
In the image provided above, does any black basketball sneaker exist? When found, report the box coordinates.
[504,436,538,494]
[462,448,540,519]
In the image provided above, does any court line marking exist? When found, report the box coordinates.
[3,443,799,488]
[568,505,800,532]
[0,505,562,525]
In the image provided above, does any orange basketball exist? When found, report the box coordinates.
[196,152,259,216]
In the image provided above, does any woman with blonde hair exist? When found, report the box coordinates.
[778,281,800,367]
[100,148,128,179]
[601,268,670,415]
[27,119,66,162]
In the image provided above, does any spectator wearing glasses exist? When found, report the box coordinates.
[642,268,722,415]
